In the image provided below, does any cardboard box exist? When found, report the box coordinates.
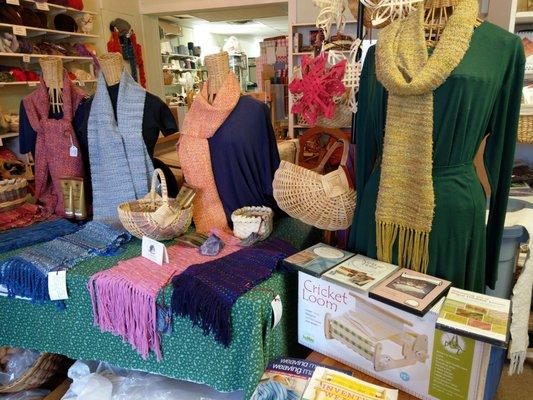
[298,272,491,400]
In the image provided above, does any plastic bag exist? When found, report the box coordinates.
[222,36,240,54]
[0,389,50,399]
[62,361,243,400]
[0,349,40,386]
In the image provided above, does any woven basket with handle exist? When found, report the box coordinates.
[0,348,65,394]
[518,114,533,144]
[118,169,192,240]
[273,128,355,231]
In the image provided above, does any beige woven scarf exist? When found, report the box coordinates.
[375,0,478,272]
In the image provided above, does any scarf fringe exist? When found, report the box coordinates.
[171,274,232,347]
[376,221,429,273]
[0,257,65,309]
[88,273,159,360]
[508,349,527,375]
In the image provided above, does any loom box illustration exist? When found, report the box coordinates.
[297,273,491,400]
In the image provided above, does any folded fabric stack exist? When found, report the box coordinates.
[172,238,296,347]
[0,219,80,253]
[0,221,130,308]
[0,203,50,232]
[88,230,242,361]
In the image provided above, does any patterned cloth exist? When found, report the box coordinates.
[171,238,296,346]
[0,221,130,307]
[87,71,153,220]
[22,72,86,216]
[178,72,240,234]
[88,230,242,361]
[0,218,79,253]
[0,203,50,232]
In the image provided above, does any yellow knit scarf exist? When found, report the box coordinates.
[375,0,478,272]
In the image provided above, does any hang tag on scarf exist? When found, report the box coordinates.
[142,236,169,265]
[48,270,68,301]
[271,295,282,329]
[69,146,78,157]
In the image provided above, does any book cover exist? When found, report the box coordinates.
[250,357,321,400]
[302,366,398,400]
[436,287,511,347]
[322,255,400,293]
[283,243,353,277]
[369,269,451,316]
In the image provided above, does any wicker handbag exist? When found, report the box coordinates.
[0,348,65,394]
[231,206,274,240]
[118,169,192,240]
[273,131,355,231]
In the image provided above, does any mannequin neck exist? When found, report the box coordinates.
[99,53,124,86]
[205,52,230,102]
[39,57,64,113]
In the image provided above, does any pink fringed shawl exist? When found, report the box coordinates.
[178,72,240,234]
[87,230,241,361]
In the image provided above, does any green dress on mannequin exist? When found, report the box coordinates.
[348,22,524,292]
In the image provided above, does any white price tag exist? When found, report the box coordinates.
[22,54,30,63]
[12,26,27,37]
[36,2,49,11]
[142,236,169,266]
[271,295,283,328]
[6,0,20,5]
[28,81,37,87]
[69,145,78,157]
[48,270,68,301]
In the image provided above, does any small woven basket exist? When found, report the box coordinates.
[518,114,533,144]
[231,206,274,240]
[118,169,192,240]
[0,178,28,211]
[0,348,65,394]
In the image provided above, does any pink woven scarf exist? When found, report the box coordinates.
[178,72,240,234]
[87,230,241,361]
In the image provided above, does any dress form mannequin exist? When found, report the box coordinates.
[39,57,63,113]
[424,0,481,47]
[98,52,123,86]
[204,51,231,103]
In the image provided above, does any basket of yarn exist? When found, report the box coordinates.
[0,347,66,393]
[118,169,192,240]
[231,206,274,240]
[0,178,28,211]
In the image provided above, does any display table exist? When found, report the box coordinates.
[306,352,417,400]
[0,217,320,399]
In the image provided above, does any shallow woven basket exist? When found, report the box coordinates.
[316,101,353,128]
[518,115,533,144]
[0,178,28,211]
[0,349,64,394]
[118,169,192,240]
[273,139,355,231]
[231,206,273,240]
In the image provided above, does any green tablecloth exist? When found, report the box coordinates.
[0,218,320,399]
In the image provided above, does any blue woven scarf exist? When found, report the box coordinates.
[171,238,296,346]
[0,221,130,307]
[0,219,80,253]
[87,71,153,220]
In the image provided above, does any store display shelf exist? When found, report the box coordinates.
[18,0,97,15]
[0,132,18,139]
[162,53,199,59]
[164,67,197,72]
[0,79,96,87]
[515,11,533,24]
[291,20,357,28]
[0,23,99,39]
[0,52,93,62]
[293,51,313,56]
[294,124,352,129]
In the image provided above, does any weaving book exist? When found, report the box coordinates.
[251,358,320,400]
[369,269,451,316]
[436,287,511,347]
[302,367,398,400]
[283,243,353,277]
[322,255,399,293]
